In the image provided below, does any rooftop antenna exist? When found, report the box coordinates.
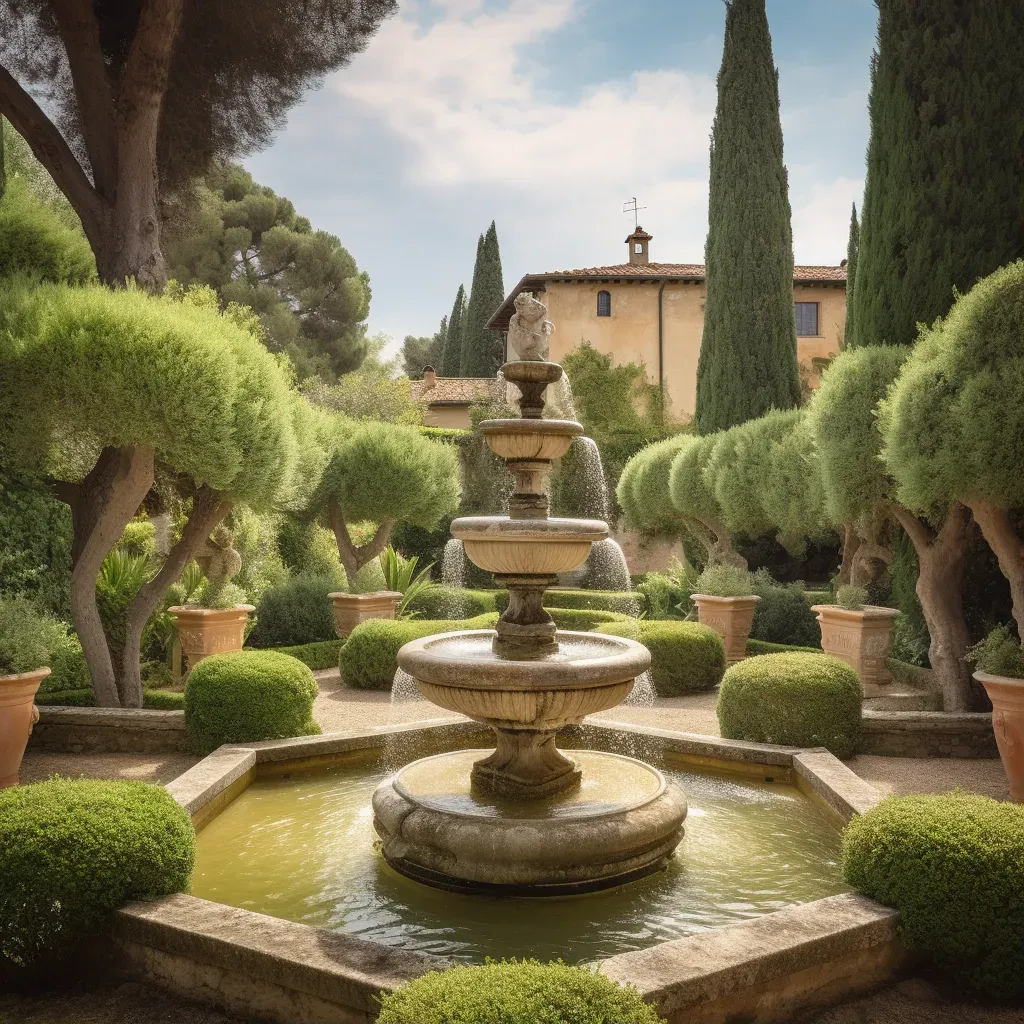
[622,196,647,230]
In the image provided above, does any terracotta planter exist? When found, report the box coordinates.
[691,594,760,665]
[168,605,255,672]
[811,604,900,696]
[329,591,403,639]
[974,671,1024,802]
[1,667,49,788]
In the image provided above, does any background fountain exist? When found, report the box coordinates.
[372,295,687,894]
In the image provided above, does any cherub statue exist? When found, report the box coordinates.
[507,292,553,361]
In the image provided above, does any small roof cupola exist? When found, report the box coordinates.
[625,226,652,265]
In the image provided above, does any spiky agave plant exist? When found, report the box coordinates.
[379,546,437,616]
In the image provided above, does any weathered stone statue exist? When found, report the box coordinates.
[507,292,553,362]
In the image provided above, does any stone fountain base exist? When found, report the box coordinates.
[372,749,687,895]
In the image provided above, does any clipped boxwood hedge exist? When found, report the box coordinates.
[184,650,321,754]
[548,607,630,631]
[843,793,1024,1000]
[340,613,498,690]
[0,778,194,966]
[595,620,725,696]
[269,638,345,671]
[376,959,665,1024]
[746,638,820,657]
[717,652,861,757]
[494,589,645,616]
[405,586,499,619]
[34,687,185,709]
[246,574,339,648]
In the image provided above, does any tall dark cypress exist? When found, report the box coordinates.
[439,284,466,377]
[843,203,859,349]
[694,0,800,435]
[853,1,1024,348]
[460,221,506,377]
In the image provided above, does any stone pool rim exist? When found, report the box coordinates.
[112,718,905,1024]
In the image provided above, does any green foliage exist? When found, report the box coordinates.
[746,638,819,657]
[851,3,1024,349]
[694,0,800,433]
[301,358,423,426]
[246,575,339,648]
[836,585,868,611]
[41,632,91,692]
[886,529,930,666]
[268,639,345,671]
[33,688,187,709]
[843,204,859,348]
[418,426,471,443]
[405,587,498,619]
[401,327,444,379]
[749,577,821,648]
[967,626,1024,680]
[595,620,725,696]
[460,223,505,377]
[439,284,467,377]
[635,563,697,620]
[379,546,436,616]
[547,608,630,631]
[184,650,321,755]
[165,161,370,381]
[0,178,95,283]
[340,613,498,690]
[493,589,644,615]
[0,596,69,675]
[138,689,186,710]
[277,519,347,588]
[617,434,693,536]
[842,793,1024,998]
[717,652,862,757]
[0,778,194,966]
[668,434,725,531]
[376,959,665,1024]
[229,507,290,605]
[808,345,910,524]
[693,564,755,597]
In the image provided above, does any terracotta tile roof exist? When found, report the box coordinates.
[411,377,498,405]
[487,264,847,331]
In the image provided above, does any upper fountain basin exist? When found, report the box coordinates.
[451,516,608,575]
[501,360,563,387]
[480,419,583,461]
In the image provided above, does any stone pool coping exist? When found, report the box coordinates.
[112,717,906,1024]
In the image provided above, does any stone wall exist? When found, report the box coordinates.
[860,710,998,759]
[28,707,188,755]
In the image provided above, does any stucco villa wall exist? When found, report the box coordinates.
[540,280,847,420]
[422,404,472,429]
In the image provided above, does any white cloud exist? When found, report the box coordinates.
[791,176,863,264]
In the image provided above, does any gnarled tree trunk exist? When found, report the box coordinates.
[694,516,747,570]
[328,502,396,585]
[837,524,861,586]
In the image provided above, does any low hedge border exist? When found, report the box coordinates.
[405,587,499,619]
[34,688,185,710]
[548,608,631,631]
[266,639,345,671]
[494,589,646,615]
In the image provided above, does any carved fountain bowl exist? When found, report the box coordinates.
[397,630,650,731]
[451,516,609,576]
[480,418,584,461]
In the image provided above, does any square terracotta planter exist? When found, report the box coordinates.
[811,604,900,697]
[168,605,255,672]
[329,591,403,638]
[974,671,1024,802]
[1,667,49,788]
[691,594,760,665]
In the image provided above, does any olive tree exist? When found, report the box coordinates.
[315,423,461,582]
[0,281,295,706]
[881,260,1024,642]
[810,346,975,710]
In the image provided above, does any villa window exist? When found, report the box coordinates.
[795,301,819,336]
[597,290,612,317]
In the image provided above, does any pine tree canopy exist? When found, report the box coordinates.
[843,203,859,350]
[694,0,800,435]
[851,0,1024,348]
[440,284,466,377]
[460,222,506,378]
[401,324,444,379]
[165,161,370,382]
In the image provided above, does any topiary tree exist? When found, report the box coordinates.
[809,346,976,710]
[880,261,1024,643]
[617,434,693,538]
[0,280,296,707]
[315,422,460,583]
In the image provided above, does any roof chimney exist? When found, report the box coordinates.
[625,226,653,265]
[422,365,437,390]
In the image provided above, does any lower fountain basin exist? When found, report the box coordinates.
[372,749,687,895]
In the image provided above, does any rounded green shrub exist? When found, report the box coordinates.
[376,959,665,1024]
[246,574,339,648]
[406,586,498,619]
[340,613,498,690]
[184,650,320,754]
[717,652,861,757]
[595,620,725,696]
[843,793,1024,999]
[0,778,193,966]
[750,583,821,647]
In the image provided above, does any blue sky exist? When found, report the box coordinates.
[245,0,878,356]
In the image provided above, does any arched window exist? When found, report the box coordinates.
[597,290,611,317]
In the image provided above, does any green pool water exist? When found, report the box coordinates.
[191,755,848,964]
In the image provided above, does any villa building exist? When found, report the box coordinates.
[410,368,498,428]
[486,227,847,421]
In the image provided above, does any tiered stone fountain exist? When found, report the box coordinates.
[373,295,687,894]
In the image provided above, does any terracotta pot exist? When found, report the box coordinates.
[812,604,900,697]
[168,605,255,672]
[691,594,760,665]
[0,667,49,788]
[974,671,1024,802]
[329,591,403,638]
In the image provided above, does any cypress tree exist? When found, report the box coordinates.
[694,0,800,435]
[460,222,506,377]
[852,1,1024,348]
[843,203,859,349]
[439,284,466,377]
